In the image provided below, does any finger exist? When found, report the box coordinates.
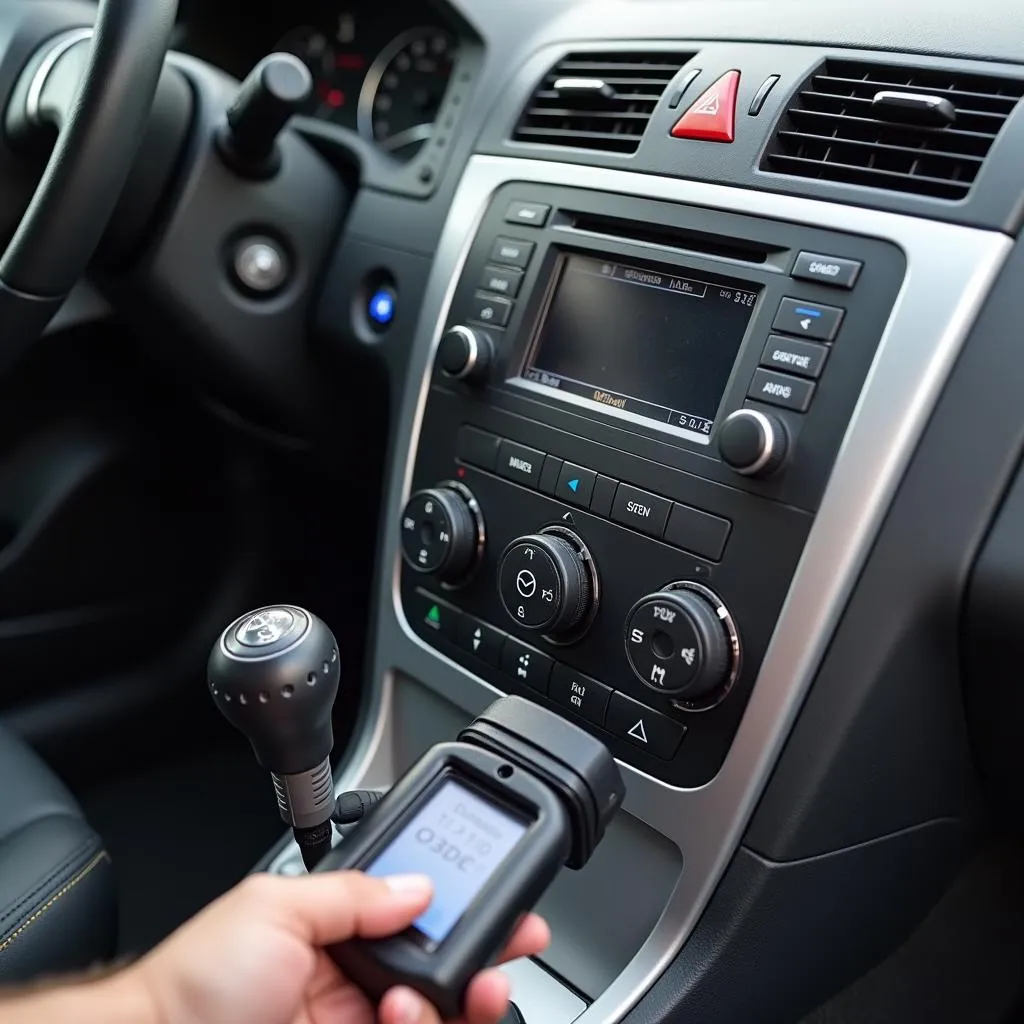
[462,968,512,1024]
[379,985,442,1024]
[493,913,551,965]
[242,871,433,946]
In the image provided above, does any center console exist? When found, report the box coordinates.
[398,181,904,786]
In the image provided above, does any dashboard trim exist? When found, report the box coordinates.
[320,157,1010,1020]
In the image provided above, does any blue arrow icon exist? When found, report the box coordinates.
[567,479,580,493]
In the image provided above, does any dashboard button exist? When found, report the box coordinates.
[748,369,816,412]
[669,70,740,143]
[410,590,460,640]
[773,297,845,341]
[500,637,553,693]
[555,462,596,508]
[490,237,535,268]
[664,505,731,561]
[589,475,619,518]
[479,265,524,298]
[748,74,780,116]
[539,455,564,495]
[505,201,551,227]
[792,251,862,290]
[457,425,501,472]
[549,664,611,725]
[496,440,545,489]
[760,336,829,380]
[606,692,686,760]
[611,484,671,538]
[468,292,512,328]
[456,616,503,667]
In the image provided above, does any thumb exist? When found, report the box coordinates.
[245,871,433,946]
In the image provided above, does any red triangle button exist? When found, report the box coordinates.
[670,70,740,143]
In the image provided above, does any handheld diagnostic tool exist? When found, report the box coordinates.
[317,696,625,1017]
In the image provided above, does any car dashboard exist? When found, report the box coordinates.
[152,1,1024,1021]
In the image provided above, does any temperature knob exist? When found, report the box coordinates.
[498,531,596,638]
[399,486,482,584]
[625,584,737,703]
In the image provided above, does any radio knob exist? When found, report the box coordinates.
[717,409,788,478]
[399,486,482,584]
[625,587,735,702]
[498,532,594,637]
[437,325,492,383]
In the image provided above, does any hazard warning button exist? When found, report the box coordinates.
[670,70,740,143]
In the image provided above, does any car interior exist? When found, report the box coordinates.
[0,0,1022,1020]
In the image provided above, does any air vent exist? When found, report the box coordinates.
[513,52,695,154]
[762,59,1024,200]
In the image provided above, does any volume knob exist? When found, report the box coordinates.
[437,326,492,383]
[717,409,788,478]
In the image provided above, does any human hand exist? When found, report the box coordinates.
[127,871,549,1024]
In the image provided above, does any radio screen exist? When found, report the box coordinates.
[365,780,528,944]
[522,255,759,442]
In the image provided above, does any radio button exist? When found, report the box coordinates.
[590,475,619,518]
[555,462,597,508]
[550,664,611,726]
[748,369,815,412]
[468,292,512,328]
[501,636,553,693]
[479,265,524,298]
[457,425,501,472]
[760,336,829,380]
[505,201,551,227]
[490,237,535,268]
[539,455,564,496]
[611,484,671,538]
[497,440,545,489]
[606,693,686,760]
[792,251,862,290]
[664,504,731,561]
[773,297,844,341]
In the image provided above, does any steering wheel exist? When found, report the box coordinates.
[0,0,176,369]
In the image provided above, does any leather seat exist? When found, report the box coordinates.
[0,725,116,983]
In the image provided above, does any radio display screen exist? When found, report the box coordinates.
[521,254,760,443]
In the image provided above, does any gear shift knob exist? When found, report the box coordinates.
[208,606,340,866]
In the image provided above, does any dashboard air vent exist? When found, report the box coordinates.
[762,59,1024,200]
[513,52,695,155]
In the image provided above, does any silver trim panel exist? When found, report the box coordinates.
[26,28,93,125]
[333,156,1010,1021]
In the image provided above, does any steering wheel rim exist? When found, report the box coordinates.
[0,0,176,303]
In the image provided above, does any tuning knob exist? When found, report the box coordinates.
[437,326,492,383]
[498,531,596,638]
[400,486,482,584]
[625,585,737,703]
[717,410,788,478]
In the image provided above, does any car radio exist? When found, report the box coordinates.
[397,181,905,786]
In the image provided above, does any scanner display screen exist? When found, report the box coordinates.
[366,780,528,944]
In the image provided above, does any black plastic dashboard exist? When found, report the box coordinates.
[208,0,1024,1021]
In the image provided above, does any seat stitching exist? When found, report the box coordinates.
[0,851,110,956]
[0,833,97,927]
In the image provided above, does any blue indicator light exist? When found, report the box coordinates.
[793,306,822,318]
[368,288,396,326]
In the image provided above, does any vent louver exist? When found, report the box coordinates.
[513,52,694,155]
[762,59,1024,200]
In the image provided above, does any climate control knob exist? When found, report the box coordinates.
[717,409,787,478]
[399,485,482,584]
[437,325,492,383]
[498,531,595,638]
[625,584,737,703]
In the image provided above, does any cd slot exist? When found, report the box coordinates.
[557,211,783,266]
